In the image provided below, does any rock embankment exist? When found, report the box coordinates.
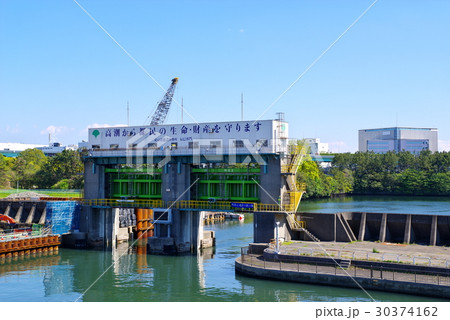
[4,191,49,200]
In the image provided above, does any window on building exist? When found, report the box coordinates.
[110,144,119,150]
[147,143,158,149]
[188,142,199,149]
[210,141,221,148]
[234,140,244,148]
[92,145,100,150]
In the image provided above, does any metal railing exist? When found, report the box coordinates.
[239,250,450,287]
[81,198,301,213]
[0,224,52,242]
[270,246,450,268]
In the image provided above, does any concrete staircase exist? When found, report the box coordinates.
[338,259,351,270]
[299,227,321,242]
[285,213,320,242]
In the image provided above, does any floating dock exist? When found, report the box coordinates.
[204,212,244,223]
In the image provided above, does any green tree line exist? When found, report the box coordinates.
[297,150,450,198]
[0,149,83,190]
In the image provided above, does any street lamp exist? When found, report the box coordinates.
[275,221,280,254]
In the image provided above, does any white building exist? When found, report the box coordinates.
[304,138,329,155]
[0,142,46,157]
[87,119,289,157]
[359,127,438,154]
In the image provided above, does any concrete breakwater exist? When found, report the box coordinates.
[236,242,450,299]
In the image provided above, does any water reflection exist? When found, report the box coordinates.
[1,197,449,301]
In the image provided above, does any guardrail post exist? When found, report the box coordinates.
[370,266,373,278]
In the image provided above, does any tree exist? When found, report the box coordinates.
[35,150,83,189]
[12,149,47,188]
[0,155,15,188]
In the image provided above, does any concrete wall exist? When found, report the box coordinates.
[235,258,450,299]
[254,212,276,243]
[293,212,450,246]
[259,156,282,205]
[83,160,105,199]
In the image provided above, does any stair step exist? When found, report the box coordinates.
[339,259,351,269]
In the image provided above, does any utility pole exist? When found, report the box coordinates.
[127,101,130,126]
[241,92,244,121]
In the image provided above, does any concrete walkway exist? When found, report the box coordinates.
[274,240,450,268]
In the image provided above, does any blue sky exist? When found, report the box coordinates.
[1,0,449,152]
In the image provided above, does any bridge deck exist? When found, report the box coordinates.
[82,199,296,213]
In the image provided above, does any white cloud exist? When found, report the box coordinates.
[328,141,354,153]
[40,125,72,135]
[5,125,21,134]
[438,140,450,152]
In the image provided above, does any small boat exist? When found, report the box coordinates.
[226,213,244,221]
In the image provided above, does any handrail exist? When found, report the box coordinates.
[80,198,302,213]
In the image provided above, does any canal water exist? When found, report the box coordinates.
[0,196,449,302]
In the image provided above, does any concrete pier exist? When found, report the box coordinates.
[403,214,412,244]
[357,212,366,241]
[236,240,450,299]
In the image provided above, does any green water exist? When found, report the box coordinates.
[0,196,449,302]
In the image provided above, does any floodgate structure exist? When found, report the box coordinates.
[81,118,308,254]
[3,118,450,257]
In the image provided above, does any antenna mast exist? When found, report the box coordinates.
[241,92,244,121]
